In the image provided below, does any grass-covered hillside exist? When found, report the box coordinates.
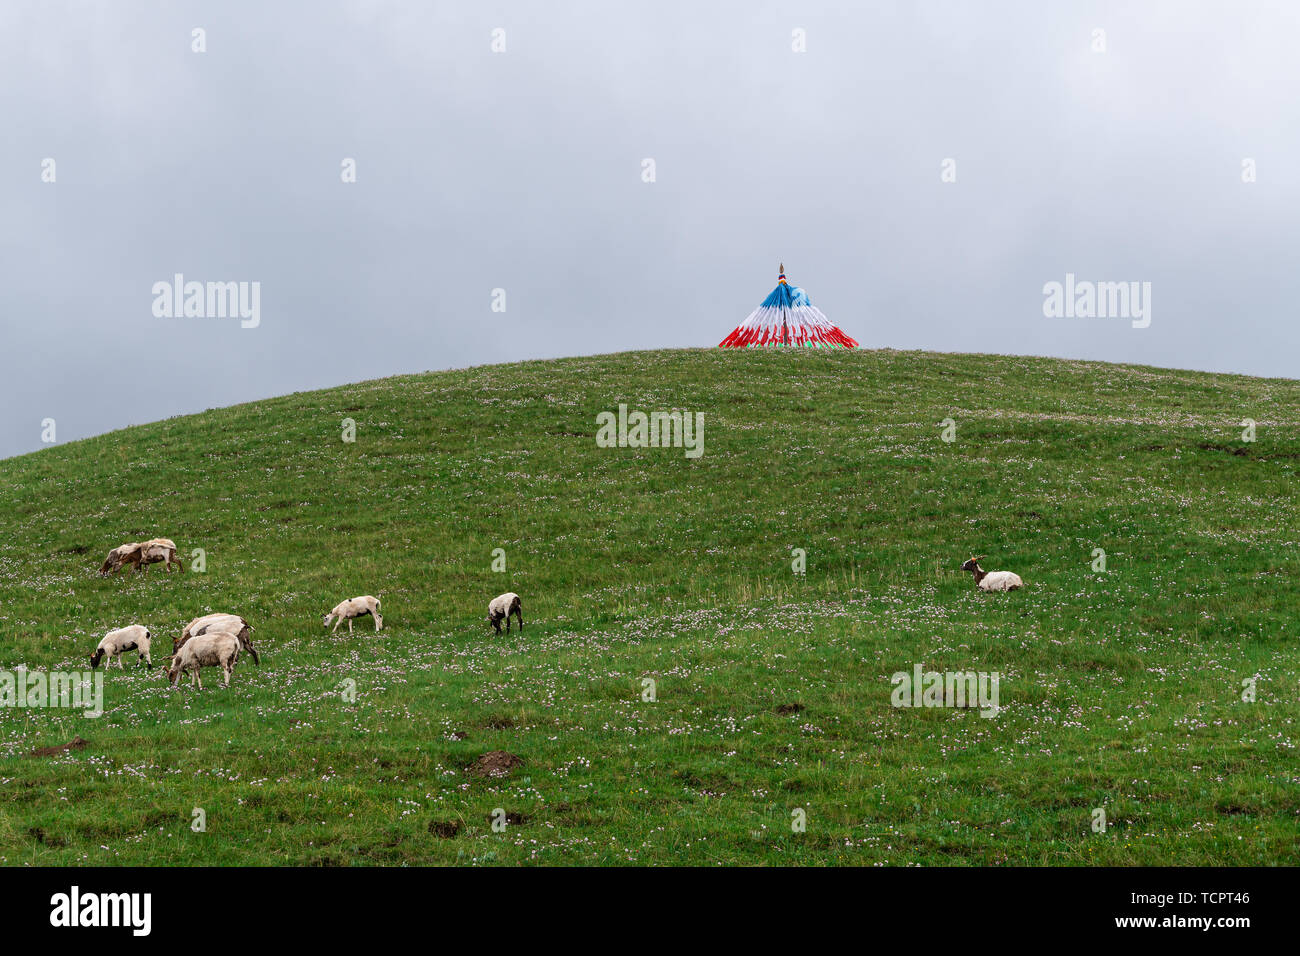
[1,348,1298,866]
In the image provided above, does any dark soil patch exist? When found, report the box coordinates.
[468,750,523,778]
[488,811,528,826]
[774,703,805,715]
[484,715,516,730]
[29,736,88,758]
[256,500,295,511]
[450,730,468,740]
[1198,442,1250,457]
[28,826,68,846]
[428,820,463,838]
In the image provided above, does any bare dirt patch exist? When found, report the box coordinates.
[428,820,463,838]
[774,703,805,715]
[468,750,523,778]
[29,736,88,758]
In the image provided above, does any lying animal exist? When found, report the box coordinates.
[487,592,523,634]
[960,556,1024,592]
[323,595,382,633]
[90,624,154,670]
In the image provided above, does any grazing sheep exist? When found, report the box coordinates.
[98,542,141,576]
[960,556,1024,592]
[323,595,382,633]
[90,624,153,670]
[136,537,184,573]
[487,592,523,634]
[98,538,183,575]
[168,630,242,689]
[175,613,260,664]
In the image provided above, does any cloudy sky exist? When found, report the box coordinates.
[2,1,1297,459]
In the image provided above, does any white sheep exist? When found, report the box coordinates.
[168,630,242,689]
[961,556,1024,592]
[323,595,382,633]
[176,612,260,663]
[487,592,523,634]
[90,624,154,670]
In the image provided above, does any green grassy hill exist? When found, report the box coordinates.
[1,347,1298,865]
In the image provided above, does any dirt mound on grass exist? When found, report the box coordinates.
[468,750,523,778]
[774,703,805,715]
[428,820,463,838]
[29,736,88,757]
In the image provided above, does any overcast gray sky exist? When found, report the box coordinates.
[2,1,1297,460]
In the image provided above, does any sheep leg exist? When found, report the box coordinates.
[222,663,232,687]
[375,615,382,632]
[348,618,353,634]
[332,617,342,633]
[515,608,523,631]
[192,667,202,690]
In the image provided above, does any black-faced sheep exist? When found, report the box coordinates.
[487,592,523,634]
[960,556,1024,592]
[323,595,382,633]
[90,624,153,670]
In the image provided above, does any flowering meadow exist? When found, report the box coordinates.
[1,348,1297,865]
